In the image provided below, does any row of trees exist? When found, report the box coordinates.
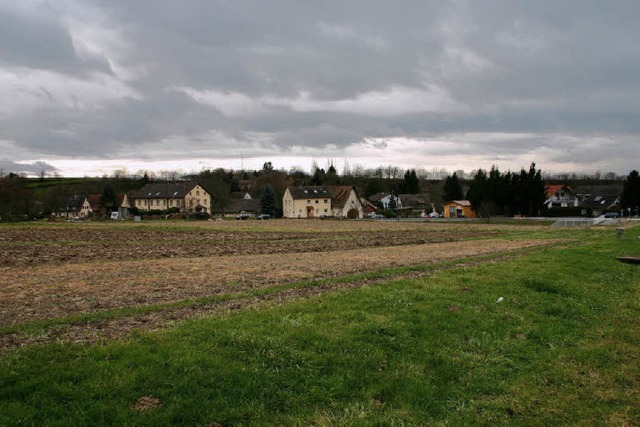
[2,162,639,221]
[468,164,546,217]
[444,165,640,218]
[444,163,548,217]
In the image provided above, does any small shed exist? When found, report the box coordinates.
[444,200,476,218]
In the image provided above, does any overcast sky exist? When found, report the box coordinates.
[1,0,639,177]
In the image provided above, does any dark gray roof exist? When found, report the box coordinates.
[573,185,622,198]
[398,193,430,207]
[367,192,390,203]
[221,198,261,213]
[133,182,197,199]
[575,185,622,210]
[64,195,85,211]
[287,186,331,199]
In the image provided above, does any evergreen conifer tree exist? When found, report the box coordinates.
[260,185,276,216]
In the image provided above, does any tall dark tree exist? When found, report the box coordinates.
[466,169,488,213]
[487,166,508,215]
[523,162,545,217]
[443,172,463,201]
[310,167,326,185]
[325,164,339,185]
[260,185,276,216]
[621,170,640,215]
[403,169,420,194]
[387,195,397,210]
[100,183,118,213]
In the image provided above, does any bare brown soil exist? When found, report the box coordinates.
[0,222,497,266]
[0,221,561,351]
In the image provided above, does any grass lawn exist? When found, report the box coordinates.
[1,225,639,425]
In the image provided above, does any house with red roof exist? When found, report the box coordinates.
[544,185,579,209]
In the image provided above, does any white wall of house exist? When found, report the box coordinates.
[333,189,364,218]
[185,184,211,212]
[79,199,93,217]
[283,188,332,218]
[135,197,184,211]
[378,194,402,209]
[545,191,579,208]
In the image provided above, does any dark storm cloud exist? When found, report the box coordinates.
[0,3,111,74]
[1,0,639,175]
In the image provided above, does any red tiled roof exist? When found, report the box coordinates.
[545,185,571,198]
[87,194,101,209]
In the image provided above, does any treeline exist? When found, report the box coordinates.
[1,163,639,221]
[444,163,546,217]
[0,174,144,221]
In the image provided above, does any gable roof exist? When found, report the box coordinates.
[326,186,356,208]
[221,198,261,213]
[545,185,572,199]
[573,185,622,198]
[287,186,331,199]
[133,181,198,199]
[87,194,101,209]
[398,193,430,207]
[574,185,622,209]
[446,200,472,207]
[368,192,391,203]
[117,194,130,208]
[64,195,85,212]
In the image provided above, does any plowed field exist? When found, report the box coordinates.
[0,220,560,350]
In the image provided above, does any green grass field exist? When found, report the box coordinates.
[1,223,639,425]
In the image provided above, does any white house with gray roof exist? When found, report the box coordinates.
[282,186,333,218]
[133,182,211,213]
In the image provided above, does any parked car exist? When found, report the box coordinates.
[257,214,271,220]
[235,213,250,220]
[601,212,620,218]
[190,212,211,220]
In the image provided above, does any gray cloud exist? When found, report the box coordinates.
[1,0,639,176]
[0,160,58,176]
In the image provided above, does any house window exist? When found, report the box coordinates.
[324,199,328,203]
[324,209,328,213]
[307,200,311,204]
[196,190,200,196]
[315,200,319,204]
